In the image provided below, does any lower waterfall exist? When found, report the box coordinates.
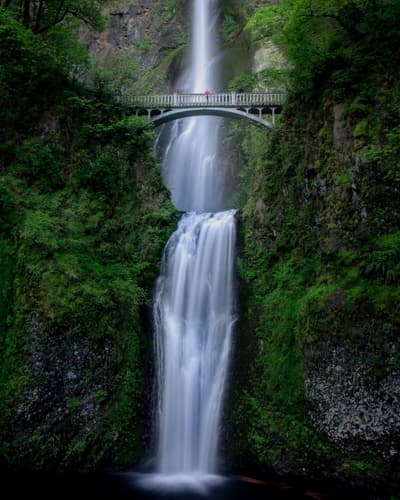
[153,211,237,475]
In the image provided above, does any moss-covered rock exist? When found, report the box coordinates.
[82,0,189,94]
[0,59,178,469]
[228,59,400,492]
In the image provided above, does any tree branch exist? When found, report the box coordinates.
[66,8,99,30]
[34,0,44,33]
[299,11,365,40]
[35,6,68,34]
[53,0,66,26]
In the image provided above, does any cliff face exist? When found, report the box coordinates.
[80,0,188,93]
[229,57,400,491]
[304,342,400,457]
[0,11,178,466]
[0,106,177,469]
[0,114,177,470]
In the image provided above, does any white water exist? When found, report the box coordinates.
[153,0,237,478]
[160,0,226,213]
[154,211,236,474]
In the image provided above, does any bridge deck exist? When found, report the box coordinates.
[117,92,285,109]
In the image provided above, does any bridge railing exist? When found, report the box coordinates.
[116,92,286,108]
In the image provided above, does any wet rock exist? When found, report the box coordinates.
[303,342,400,458]
[13,315,115,469]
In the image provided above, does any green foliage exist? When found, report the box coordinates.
[14,138,65,192]
[43,22,90,80]
[298,284,338,343]
[84,115,155,152]
[75,150,125,196]
[0,12,178,467]
[0,8,91,143]
[0,136,177,468]
[94,308,146,464]
[220,13,240,41]
[2,1,106,35]
[246,0,400,94]
[360,232,400,284]
[67,398,82,412]
[0,8,40,87]
[0,239,15,334]
[95,389,108,403]
[245,4,283,42]
[228,72,257,92]
[257,67,290,92]
[0,184,13,227]
[90,46,139,93]
[230,38,400,481]
[0,5,92,79]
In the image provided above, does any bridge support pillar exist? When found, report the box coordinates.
[271,107,277,125]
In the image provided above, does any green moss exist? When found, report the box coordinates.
[135,43,188,93]
[0,68,178,468]
[229,49,400,486]
[353,118,369,138]
[0,239,15,334]
[67,398,82,413]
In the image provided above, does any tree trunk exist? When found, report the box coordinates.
[34,0,44,33]
[22,0,31,28]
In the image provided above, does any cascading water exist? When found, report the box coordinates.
[152,0,237,479]
[154,211,236,474]
[160,0,227,213]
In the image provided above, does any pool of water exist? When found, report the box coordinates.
[2,470,381,499]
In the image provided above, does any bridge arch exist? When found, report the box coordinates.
[116,92,285,129]
[148,107,273,128]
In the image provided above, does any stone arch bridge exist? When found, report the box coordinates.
[116,92,285,128]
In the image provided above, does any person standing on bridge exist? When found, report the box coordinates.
[205,89,211,103]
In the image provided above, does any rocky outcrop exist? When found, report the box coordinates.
[13,314,113,469]
[304,342,400,460]
[81,1,188,93]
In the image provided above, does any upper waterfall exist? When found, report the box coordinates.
[191,0,218,93]
[158,0,231,213]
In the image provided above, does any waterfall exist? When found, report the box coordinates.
[154,211,236,474]
[160,0,229,213]
[153,0,237,478]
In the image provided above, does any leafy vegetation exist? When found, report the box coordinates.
[0,5,177,469]
[1,0,106,34]
[89,46,139,94]
[229,0,400,491]
[246,0,400,96]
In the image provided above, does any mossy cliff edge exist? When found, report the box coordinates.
[228,4,400,491]
[0,7,177,470]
